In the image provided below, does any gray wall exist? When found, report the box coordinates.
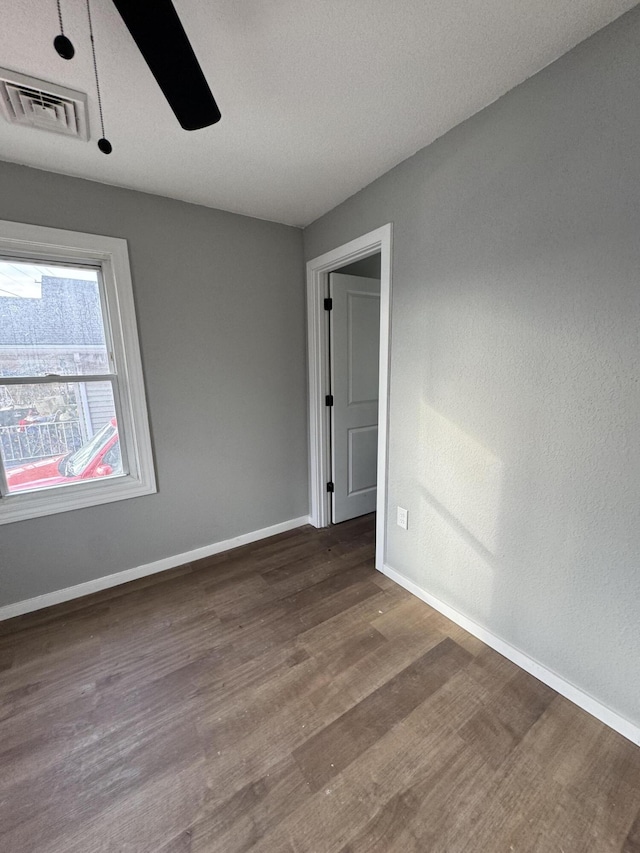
[304,8,640,728]
[0,162,308,606]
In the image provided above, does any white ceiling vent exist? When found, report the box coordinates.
[0,68,89,141]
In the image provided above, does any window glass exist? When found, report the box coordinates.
[102,439,123,476]
[0,221,156,524]
[0,381,120,494]
[0,260,110,377]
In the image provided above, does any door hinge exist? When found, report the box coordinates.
[325,394,333,407]
[326,481,334,493]
[324,297,332,311]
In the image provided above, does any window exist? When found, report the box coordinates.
[0,220,156,524]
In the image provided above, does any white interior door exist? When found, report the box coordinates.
[330,272,380,523]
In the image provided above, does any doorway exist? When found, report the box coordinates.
[306,224,392,571]
[329,262,381,523]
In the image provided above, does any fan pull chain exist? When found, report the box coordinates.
[53,0,75,59]
[86,0,112,154]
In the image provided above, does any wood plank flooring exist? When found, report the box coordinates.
[1,515,639,852]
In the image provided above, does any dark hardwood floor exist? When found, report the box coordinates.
[1,515,639,852]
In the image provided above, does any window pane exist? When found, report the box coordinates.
[0,380,121,494]
[0,260,110,377]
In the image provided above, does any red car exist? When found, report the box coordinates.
[5,418,121,493]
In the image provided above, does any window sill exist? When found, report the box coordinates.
[0,472,156,525]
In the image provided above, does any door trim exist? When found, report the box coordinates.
[306,223,393,570]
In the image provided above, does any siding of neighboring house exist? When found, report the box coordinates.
[85,383,114,433]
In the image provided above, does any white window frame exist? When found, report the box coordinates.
[0,220,156,524]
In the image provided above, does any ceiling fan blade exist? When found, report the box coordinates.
[111,0,221,130]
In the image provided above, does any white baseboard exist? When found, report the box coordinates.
[0,515,310,622]
[379,562,640,747]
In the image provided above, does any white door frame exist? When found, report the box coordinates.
[306,223,393,570]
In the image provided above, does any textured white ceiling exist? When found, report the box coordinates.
[0,0,637,226]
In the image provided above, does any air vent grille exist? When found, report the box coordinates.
[0,68,89,140]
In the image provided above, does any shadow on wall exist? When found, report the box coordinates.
[417,402,503,619]
[412,358,640,725]
[414,393,589,649]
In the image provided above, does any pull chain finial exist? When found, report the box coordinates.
[54,0,75,59]
[86,0,112,154]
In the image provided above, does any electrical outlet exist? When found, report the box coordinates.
[397,506,408,530]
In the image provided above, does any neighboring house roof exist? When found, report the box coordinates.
[0,277,105,347]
